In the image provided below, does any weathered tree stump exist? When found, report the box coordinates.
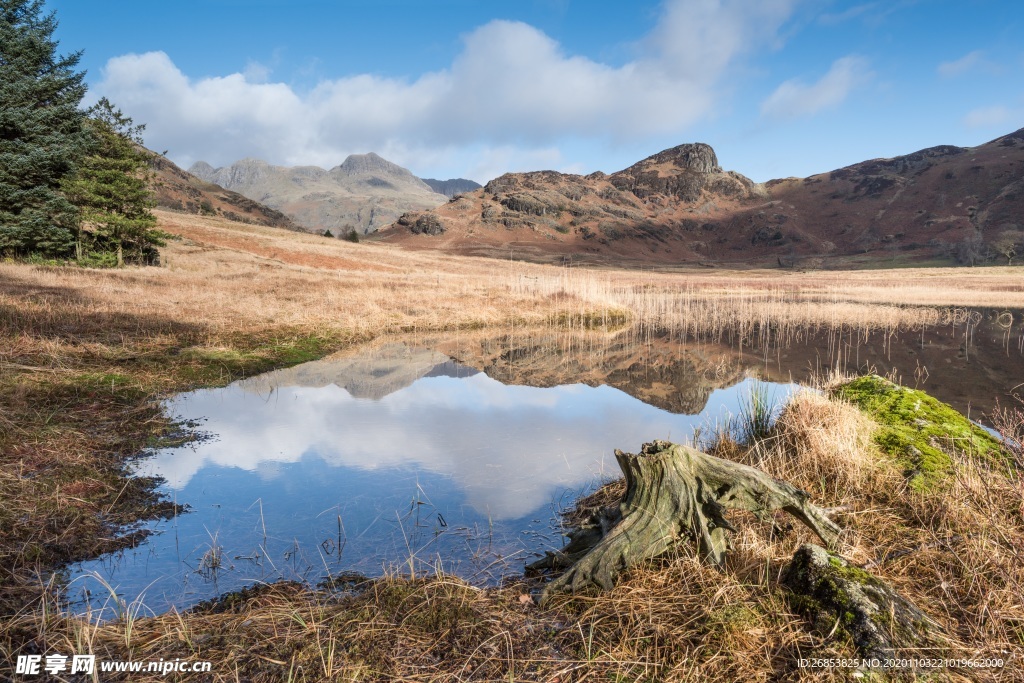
[530,440,841,601]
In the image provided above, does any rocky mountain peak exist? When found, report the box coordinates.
[188,160,214,178]
[380,127,1024,269]
[149,154,297,230]
[609,142,755,203]
[623,143,722,176]
[335,152,410,177]
[185,153,446,233]
[421,177,483,198]
[190,158,271,188]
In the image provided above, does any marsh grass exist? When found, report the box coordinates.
[2,211,1023,680]
[198,537,226,580]
[736,380,777,444]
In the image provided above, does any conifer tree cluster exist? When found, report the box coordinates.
[0,0,162,265]
[61,98,164,265]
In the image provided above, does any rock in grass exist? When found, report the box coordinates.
[783,544,938,658]
[415,214,445,235]
[833,375,1005,491]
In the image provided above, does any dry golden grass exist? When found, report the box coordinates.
[3,210,1022,348]
[750,389,892,496]
[741,387,1022,681]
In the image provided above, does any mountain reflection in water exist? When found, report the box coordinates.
[69,341,793,615]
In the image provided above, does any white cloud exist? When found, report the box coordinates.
[760,55,872,119]
[937,50,985,78]
[962,105,1012,129]
[818,3,877,25]
[817,2,907,28]
[96,0,804,180]
[646,0,801,81]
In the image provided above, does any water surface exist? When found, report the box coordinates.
[68,343,794,615]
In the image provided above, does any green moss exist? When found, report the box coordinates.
[833,375,1004,491]
[175,332,349,386]
[785,544,936,661]
[706,603,765,633]
[828,556,878,586]
[269,334,338,365]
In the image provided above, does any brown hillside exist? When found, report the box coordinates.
[377,131,1024,268]
[146,153,299,230]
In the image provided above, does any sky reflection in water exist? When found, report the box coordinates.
[68,344,798,615]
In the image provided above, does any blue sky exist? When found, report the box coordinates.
[49,0,1023,183]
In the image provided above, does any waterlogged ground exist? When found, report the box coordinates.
[67,343,796,615]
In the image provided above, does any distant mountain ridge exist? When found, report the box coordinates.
[421,178,482,198]
[146,154,298,230]
[377,131,1024,268]
[188,153,448,234]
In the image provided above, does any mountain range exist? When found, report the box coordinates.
[147,153,299,230]
[187,154,478,235]
[376,129,1024,267]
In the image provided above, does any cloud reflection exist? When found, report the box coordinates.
[138,346,787,520]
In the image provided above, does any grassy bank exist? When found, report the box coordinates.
[2,211,1022,680]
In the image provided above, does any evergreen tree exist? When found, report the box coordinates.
[61,98,163,265]
[0,0,89,257]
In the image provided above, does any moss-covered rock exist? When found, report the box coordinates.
[833,374,1003,491]
[783,544,937,659]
